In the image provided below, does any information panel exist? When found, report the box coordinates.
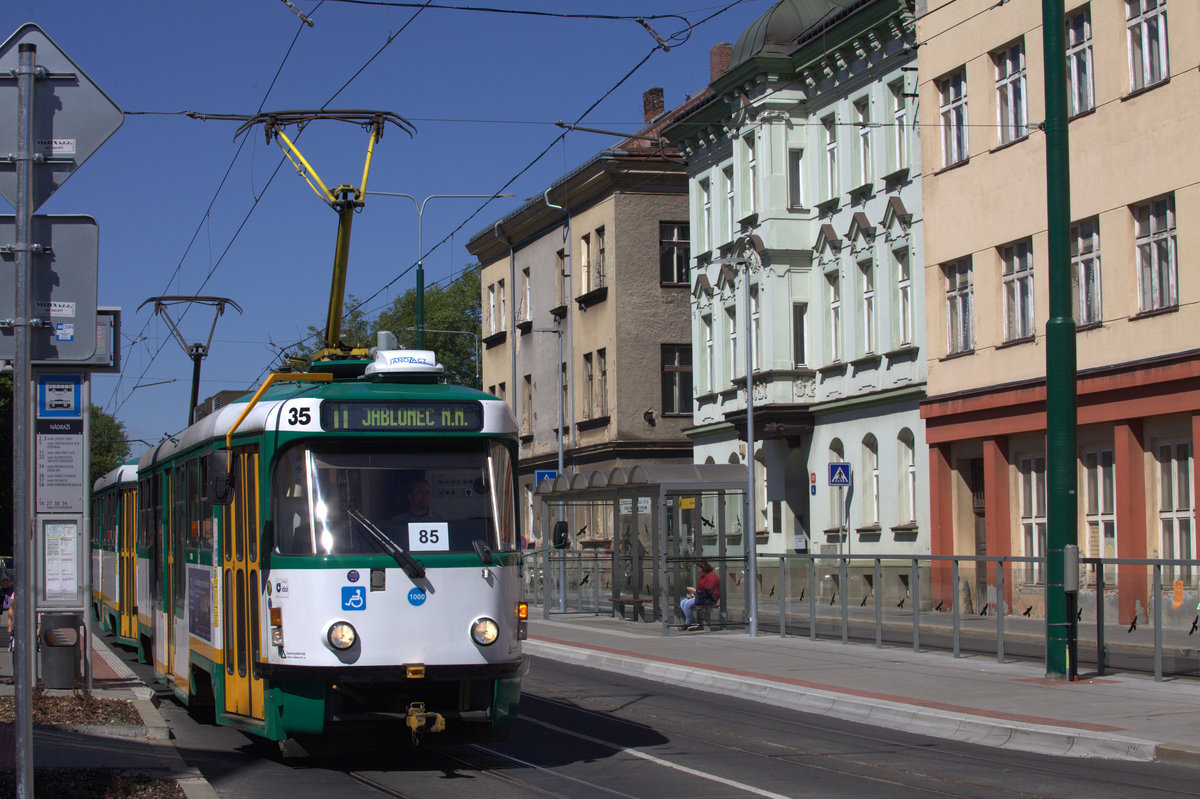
[320,400,483,432]
[40,518,82,605]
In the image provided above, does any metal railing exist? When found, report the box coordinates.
[525,549,1200,681]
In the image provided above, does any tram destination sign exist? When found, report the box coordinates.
[321,400,484,432]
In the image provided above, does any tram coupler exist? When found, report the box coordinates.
[405,702,446,742]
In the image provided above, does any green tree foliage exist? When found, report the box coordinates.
[90,405,130,484]
[285,268,482,388]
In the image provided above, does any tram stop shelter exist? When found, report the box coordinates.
[533,463,748,627]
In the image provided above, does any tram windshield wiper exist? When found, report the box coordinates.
[341,502,426,580]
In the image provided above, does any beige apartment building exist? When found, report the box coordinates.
[466,90,696,549]
[918,0,1200,620]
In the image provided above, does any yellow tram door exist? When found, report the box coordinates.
[223,446,265,720]
[118,486,138,640]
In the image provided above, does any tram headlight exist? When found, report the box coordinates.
[328,621,357,650]
[470,617,500,646]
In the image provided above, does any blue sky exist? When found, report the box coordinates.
[4,1,770,458]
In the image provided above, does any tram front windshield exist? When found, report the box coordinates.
[272,440,515,557]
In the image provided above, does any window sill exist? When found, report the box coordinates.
[891,522,919,542]
[939,348,974,361]
[516,319,532,335]
[848,181,874,199]
[850,353,882,369]
[549,304,568,320]
[1068,105,1097,122]
[737,211,759,227]
[934,157,969,175]
[817,361,848,377]
[1131,304,1178,321]
[1075,320,1102,332]
[880,165,909,183]
[1122,76,1170,102]
[996,335,1035,350]
[660,281,689,289]
[576,415,610,432]
[482,330,507,348]
[884,344,920,359]
[519,433,533,444]
[989,133,1030,154]
[815,196,840,213]
[855,524,881,534]
[575,286,608,310]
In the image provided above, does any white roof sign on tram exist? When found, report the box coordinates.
[364,349,444,375]
[0,23,124,211]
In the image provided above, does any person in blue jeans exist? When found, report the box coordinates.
[680,560,720,631]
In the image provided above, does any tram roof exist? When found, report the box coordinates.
[93,462,139,493]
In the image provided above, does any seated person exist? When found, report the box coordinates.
[680,560,720,631]
[393,479,434,522]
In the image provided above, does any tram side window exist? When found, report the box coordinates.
[199,456,214,553]
[91,499,102,548]
[173,465,187,587]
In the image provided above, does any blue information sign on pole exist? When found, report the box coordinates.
[828,462,852,487]
[534,470,557,486]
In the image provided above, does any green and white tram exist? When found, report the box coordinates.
[91,463,144,657]
[136,349,527,743]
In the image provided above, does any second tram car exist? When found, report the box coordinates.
[105,348,526,743]
[91,464,144,658]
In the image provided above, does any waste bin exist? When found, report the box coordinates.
[40,613,81,689]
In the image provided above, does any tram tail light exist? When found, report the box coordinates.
[517,602,528,640]
[270,606,284,648]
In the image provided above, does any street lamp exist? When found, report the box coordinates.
[366,192,515,348]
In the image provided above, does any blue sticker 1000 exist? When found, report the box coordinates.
[407,587,427,606]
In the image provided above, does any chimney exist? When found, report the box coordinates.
[710,42,733,81]
[643,87,665,125]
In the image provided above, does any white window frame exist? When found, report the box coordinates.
[1001,239,1034,341]
[944,257,973,354]
[702,313,714,393]
[1127,0,1169,92]
[1067,7,1095,116]
[488,283,497,334]
[896,248,913,345]
[854,96,872,186]
[860,258,876,354]
[827,270,842,362]
[792,303,808,368]
[700,179,712,253]
[725,306,737,385]
[994,41,1028,144]
[788,148,805,209]
[888,79,908,173]
[1157,439,1194,583]
[1020,454,1047,584]
[939,68,968,167]
[583,352,594,419]
[497,278,506,331]
[1135,195,1177,312]
[751,285,761,371]
[745,131,758,215]
[899,429,916,524]
[724,165,736,243]
[597,348,608,416]
[823,115,838,199]
[864,436,880,526]
[595,227,606,288]
[1071,217,1102,326]
[1083,447,1116,584]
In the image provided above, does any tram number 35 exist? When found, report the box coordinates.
[287,407,312,425]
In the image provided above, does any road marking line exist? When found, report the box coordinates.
[519,716,793,799]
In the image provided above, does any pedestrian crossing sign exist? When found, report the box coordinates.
[829,462,852,487]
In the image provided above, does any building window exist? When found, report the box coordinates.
[944,257,973,354]
[1128,0,1169,92]
[659,222,690,284]
[560,362,567,431]
[1020,454,1047,584]
[829,438,845,528]
[487,283,497,334]
[726,306,738,382]
[1083,447,1116,584]
[497,279,506,331]
[579,233,592,293]
[702,313,714,392]
[497,381,505,404]
[519,267,531,323]
[744,132,758,215]
[724,165,736,242]
[751,285,761,371]
[1135,195,1177,312]
[827,270,842,362]
[661,344,693,415]
[700,179,712,253]
[788,148,805,209]
[896,248,913,345]
[1071,218,1102,326]
[595,227,606,288]
[792,303,808,368]
[860,259,876,354]
[1067,7,1095,116]
[557,249,568,307]
[853,96,872,186]
[899,429,916,524]
[888,79,908,173]
[939,68,968,167]
[1001,238,1034,341]
[994,41,1028,144]
[823,115,838,199]
[583,353,594,419]
[1157,440,1193,583]
[522,375,532,434]
[863,435,879,526]
[596,348,608,416]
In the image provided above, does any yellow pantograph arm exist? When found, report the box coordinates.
[273,126,336,206]
[225,372,334,449]
[358,122,380,198]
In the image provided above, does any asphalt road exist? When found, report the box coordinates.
[108,638,1200,798]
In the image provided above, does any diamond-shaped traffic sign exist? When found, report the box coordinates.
[828,462,852,487]
[0,23,123,211]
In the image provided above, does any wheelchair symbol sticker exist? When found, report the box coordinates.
[342,586,366,611]
[408,587,427,607]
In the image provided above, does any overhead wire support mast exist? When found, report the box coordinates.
[228,110,416,363]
